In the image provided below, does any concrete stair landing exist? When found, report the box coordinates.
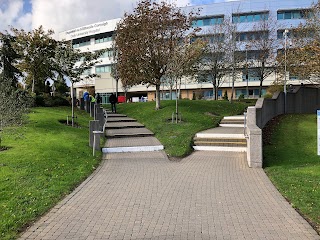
[193,115,247,152]
[102,113,164,153]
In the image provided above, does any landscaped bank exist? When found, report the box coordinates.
[264,114,320,234]
[0,107,101,240]
[116,100,253,157]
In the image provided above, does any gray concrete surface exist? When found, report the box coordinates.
[19,151,319,240]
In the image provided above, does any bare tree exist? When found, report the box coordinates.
[165,38,205,123]
[115,0,198,110]
[194,20,232,100]
[247,15,281,97]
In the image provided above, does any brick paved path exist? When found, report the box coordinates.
[20,151,319,240]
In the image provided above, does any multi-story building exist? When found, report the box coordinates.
[59,0,314,104]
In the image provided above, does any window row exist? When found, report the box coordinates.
[232,12,268,23]
[192,16,224,27]
[277,10,310,20]
[236,31,268,42]
[96,65,112,73]
[191,34,225,43]
[99,50,114,59]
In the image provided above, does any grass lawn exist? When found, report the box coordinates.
[116,100,253,157]
[264,114,320,233]
[0,107,101,240]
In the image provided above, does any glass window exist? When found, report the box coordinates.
[284,12,292,19]
[254,14,261,21]
[239,33,246,41]
[232,16,239,23]
[240,15,246,22]
[203,18,211,26]
[293,11,301,19]
[247,14,254,22]
[217,17,223,24]
[277,12,284,20]
[196,19,203,27]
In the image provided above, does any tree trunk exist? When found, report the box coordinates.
[230,68,235,103]
[175,80,179,124]
[71,82,74,127]
[259,77,263,97]
[116,78,119,97]
[155,84,161,110]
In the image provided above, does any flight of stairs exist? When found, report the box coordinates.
[193,115,247,152]
[102,112,164,153]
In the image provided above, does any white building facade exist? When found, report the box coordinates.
[59,0,315,103]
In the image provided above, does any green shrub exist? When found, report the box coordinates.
[34,95,70,107]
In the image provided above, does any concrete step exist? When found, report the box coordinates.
[194,141,246,147]
[220,120,244,124]
[104,136,162,148]
[193,146,247,152]
[223,115,245,120]
[219,124,244,128]
[107,117,137,122]
[106,128,154,138]
[106,122,144,129]
[107,113,127,118]
[193,137,246,143]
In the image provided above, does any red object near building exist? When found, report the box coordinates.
[118,96,126,103]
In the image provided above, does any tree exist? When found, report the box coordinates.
[115,0,198,110]
[0,76,33,148]
[11,26,57,94]
[165,38,205,123]
[0,32,22,87]
[194,21,231,100]
[280,4,320,84]
[248,15,279,97]
[54,41,103,126]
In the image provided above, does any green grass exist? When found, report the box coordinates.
[264,114,320,233]
[116,100,253,157]
[0,107,101,240]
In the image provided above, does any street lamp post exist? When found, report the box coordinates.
[283,29,289,113]
[245,45,249,99]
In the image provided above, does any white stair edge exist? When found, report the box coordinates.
[223,116,245,120]
[219,124,244,128]
[193,146,247,152]
[102,145,164,153]
[196,133,245,139]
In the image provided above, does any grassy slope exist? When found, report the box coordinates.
[117,100,252,157]
[264,114,320,232]
[0,107,101,240]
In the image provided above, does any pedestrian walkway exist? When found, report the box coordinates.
[19,115,320,240]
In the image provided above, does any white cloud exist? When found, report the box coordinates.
[0,0,32,31]
[31,0,194,37]
[32,0,139,37]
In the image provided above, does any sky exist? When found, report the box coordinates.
[0,0,233,37]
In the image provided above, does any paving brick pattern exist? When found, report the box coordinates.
[20,151,319,240]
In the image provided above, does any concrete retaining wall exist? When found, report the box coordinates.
[246,86,320,167]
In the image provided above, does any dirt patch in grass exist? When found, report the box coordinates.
[58,119,81,128]
[262,115,283,145]
[0,146,9,151]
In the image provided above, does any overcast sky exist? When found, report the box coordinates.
[0,0,234,36]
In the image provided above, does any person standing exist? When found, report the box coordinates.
[109,93,117,113]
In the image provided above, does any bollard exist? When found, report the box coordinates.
[93,131,104,156]
[80,98,85,110]
[94,103,100,120]
[85,101,90,113]
[90,102,95,117]
[89,120,99,147]
[97,108,105,131]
